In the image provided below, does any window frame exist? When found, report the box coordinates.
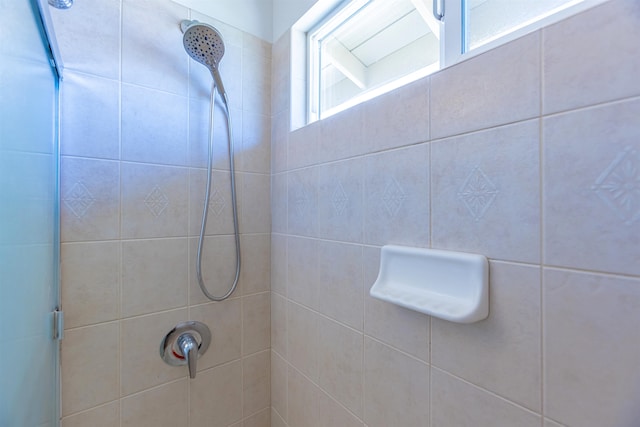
[306,0,609,124]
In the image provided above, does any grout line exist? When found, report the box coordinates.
[541,94,640,119]
[361,244,367,422]
[539,27,545,424]
[117,4,124,424]
[431,366,542,418]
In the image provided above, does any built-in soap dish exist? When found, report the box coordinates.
[369,245,489,323]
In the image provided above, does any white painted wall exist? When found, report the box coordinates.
[272,0,320,40]
[172,0,342,42]
[172,0,274,41]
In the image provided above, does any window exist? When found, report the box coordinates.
[307,0,605,122]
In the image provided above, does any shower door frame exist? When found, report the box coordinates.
[35,1,64,424]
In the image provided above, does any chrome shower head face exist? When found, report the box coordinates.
[48,0,73,9]
[182,22,225,73]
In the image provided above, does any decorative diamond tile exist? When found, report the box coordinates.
[381,177,406,218]
[591,146,640,225]
[458,166,499,222]
[63,182,96,219]
[144,186,169,217]
[294,187,310,218]
[208,187,226,216]
[332,182,349,216]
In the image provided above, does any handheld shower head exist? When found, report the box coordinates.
[181,20,227,96]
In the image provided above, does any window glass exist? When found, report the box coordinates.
[464,0,581,51]
[310,0,440,119]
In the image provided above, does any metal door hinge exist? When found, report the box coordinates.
[53,309,64,341]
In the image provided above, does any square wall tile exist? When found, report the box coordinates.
[121,238,188,317]
[288,120,319,170]
[318,391,364,427]
[61,402,119,427]
[544,268,640,427]
[244,408,271,427]
[363,77,430,152]
[543,98,640,275]
[317,241,364,330]
[242,292,271,355]
[318,105,365,163]
[61,241,120,328]
[121,379,188,427]
[271,350,288,422]
[287,167,318,237]
[317,158,365,243]
[219,43,245,112]
[271,30,291,117]
[272,409,287,427]
[431,261,541,411]
[364,246,430,363]
[287,236,318,309]
[271,173,288,234]
[240,233,271,295]
[242,51,272,117]
[190,361,242,427]
[287,301,319,380]
[317,317,364,417]
[188,168,235,237]
[188,235,240,305]
[431,120,540,263]
[241,111,271,174]
[271,292,287,358]
[431,369,541,427]
[543,0,640,114]
[244,32,271,59]
[122,0,188,95]
[121,162,189,239]
[120,309,187,396]
[271,233,287,296]
[60,157,120,242]
[241,172,271,234]
[188,97,242,170]
[287,365,319,427]
[121,84,188,166]
[50,0,120,79]
[364,338,429,427]
[272,109,289,174]
[431,32,540,139]
[60,72,119,160]
[364,143,430,247]
[243,350,271,416]
[190,299,242,370]
[61,323,119,416]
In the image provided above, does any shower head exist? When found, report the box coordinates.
[181,20,227,96]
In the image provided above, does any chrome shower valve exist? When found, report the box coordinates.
[160,321,211,379]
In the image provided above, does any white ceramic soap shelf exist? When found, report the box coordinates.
[369,245,489,323]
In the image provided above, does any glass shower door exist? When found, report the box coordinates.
[0,0,60,425]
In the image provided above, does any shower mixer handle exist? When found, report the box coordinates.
[160,321,211,379]
[177,332,199,379]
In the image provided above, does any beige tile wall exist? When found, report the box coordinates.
[53,1,271,426]
[271,1,640,426]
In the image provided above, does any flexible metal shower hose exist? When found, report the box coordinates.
[196,80,241,301]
